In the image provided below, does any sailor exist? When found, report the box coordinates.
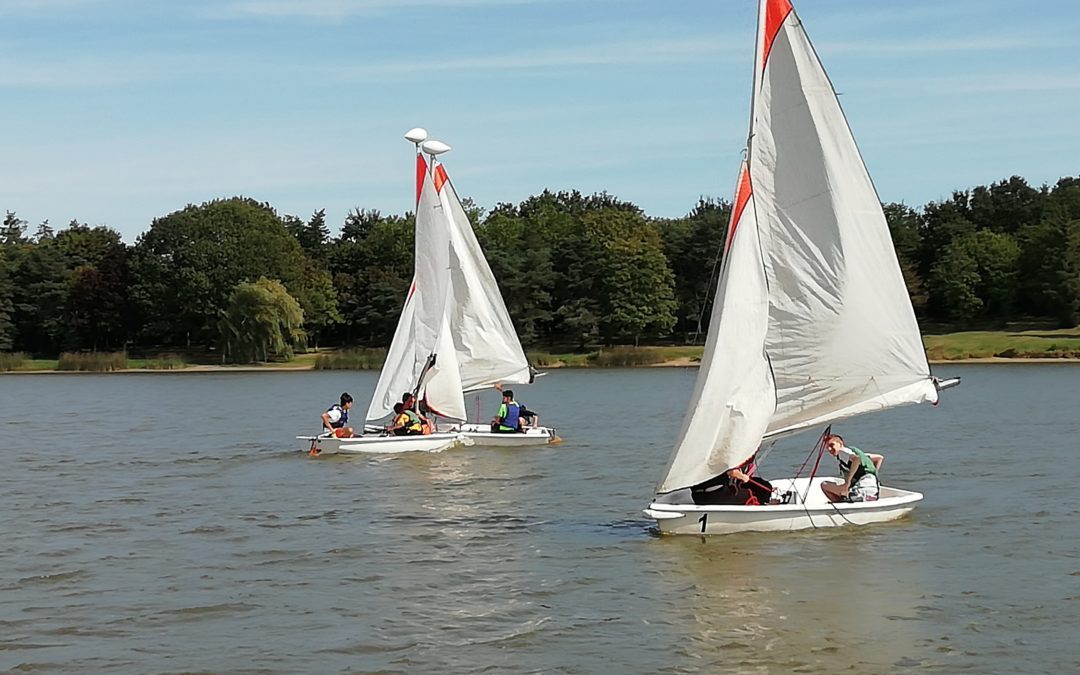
[821,434,884,502]
[388,402,424,436]
[321,392,355,438]
[490,388,523,433]
[401,392,432,434]
[691,452,775,505]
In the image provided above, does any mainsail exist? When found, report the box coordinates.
[366,151,532,423]
[658,0,938,493]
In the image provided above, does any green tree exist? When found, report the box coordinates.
[476,205,555,345]
[0,249,14,350]
[292,259,341,348]
[884,202,928,316]
[218,277,305,363]
[584,209,677,343]
[928,230,1020,322]
[1017,213,1080,326]
[919,192,975,280]
[326,211,414,344]
[8,243,69,353]
[968,175,1043,235]
[658,198,731,340]
[131,197,309,347]
[286,208,331,258]
[2,211,28,247]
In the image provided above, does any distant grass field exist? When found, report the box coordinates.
[923,328,1080,360]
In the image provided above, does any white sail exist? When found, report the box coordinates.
[751,0,937,437]
[657,0,937,493]
[367,153,531,423]
[658,164,776,492]
[419,313,468,421]
[366,163,454,421]
[436,163,533,392]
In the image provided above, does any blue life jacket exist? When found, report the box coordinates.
[499,401,521,431]
[326,404,349,428]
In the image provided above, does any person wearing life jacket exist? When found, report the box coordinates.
[691,451,775,505]
[490,387,524,433]
[321,392,355,438]
[387,402,424,436]
[821,434,884,502]
[401,392,432,434]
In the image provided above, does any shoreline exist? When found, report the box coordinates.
[4,356,1080,375]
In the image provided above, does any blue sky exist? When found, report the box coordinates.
[2,0,1078,242]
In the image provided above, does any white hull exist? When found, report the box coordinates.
[644,477,922,535]
[298,432,465,455]
[451,423,558,447]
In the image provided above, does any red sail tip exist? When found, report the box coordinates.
[434,164,449,193]
[762,0,793,73]
[415,153,428,205]
[726,166,754,253]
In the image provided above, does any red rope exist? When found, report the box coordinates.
[798,426,831,503]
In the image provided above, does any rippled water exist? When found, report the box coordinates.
[1,364,1078,673]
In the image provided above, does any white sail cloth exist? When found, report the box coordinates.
[438,168,533,392]
[366,158,531,423]
[658,1,937,493]
[367,165,460,421]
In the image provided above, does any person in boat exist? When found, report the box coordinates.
[691,452,775,505]
[821,434,884,503]
[321,393,355,438]
[401,393,429,434]
[491,382,537,432]
[490,387,525,433]
[519,405,539,430]
[387,402,424,436]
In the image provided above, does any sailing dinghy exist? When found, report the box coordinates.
[303,130,557,455]
[644,0,958,534]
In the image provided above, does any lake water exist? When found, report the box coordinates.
[1,364,1078,673]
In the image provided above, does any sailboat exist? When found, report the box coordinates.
[643,0,958,534]
[303,129,557,455]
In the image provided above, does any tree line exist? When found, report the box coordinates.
[1,174,1077,361]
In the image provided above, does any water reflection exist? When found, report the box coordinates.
[648,527,931,672]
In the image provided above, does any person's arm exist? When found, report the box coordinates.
[842,457,860,495]
[728,468,750,483]
[321,411,335,435]
[869,453,884,472]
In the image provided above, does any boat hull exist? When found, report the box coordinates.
[644,477,923,535]
[298,432,464,455]
[451,423,558,447]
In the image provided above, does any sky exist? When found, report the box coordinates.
[2,0,1078,242]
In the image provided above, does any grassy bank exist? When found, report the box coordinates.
[923,328,1080,360]
[2,329,1079,374]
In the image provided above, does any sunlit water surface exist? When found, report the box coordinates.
[1,364,1078,673]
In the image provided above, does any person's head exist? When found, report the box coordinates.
[825,434,845,455]
[393,402,403,414]
[402,392,414,405]
[502,389,514,401]
[340,392,354,409]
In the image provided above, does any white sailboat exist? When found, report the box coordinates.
[303,130,557,455]
[644,0,958,534]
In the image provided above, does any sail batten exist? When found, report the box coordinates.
[657,2,936,494]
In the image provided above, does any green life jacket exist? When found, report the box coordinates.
[839,445,877,481]
[403,409,422,432]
